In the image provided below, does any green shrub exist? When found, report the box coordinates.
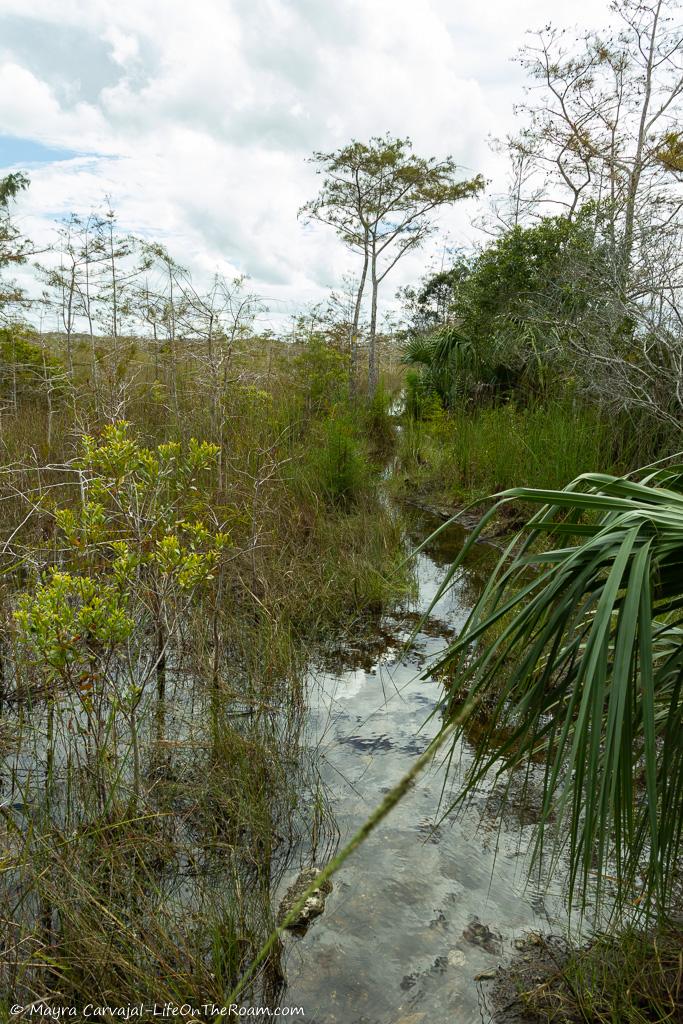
[305,415,371,507]
[0,325,65,401]
[404,369,443,420]
[361,381,396,447]
[291,336,349,417]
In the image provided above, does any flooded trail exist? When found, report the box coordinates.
[279,509,569,1024]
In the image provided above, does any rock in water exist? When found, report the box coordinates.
[278,867,333,933]
[462,916,503,955]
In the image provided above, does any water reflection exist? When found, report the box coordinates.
[280,508,566,1024]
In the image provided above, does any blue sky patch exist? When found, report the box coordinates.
[0,135,81,170]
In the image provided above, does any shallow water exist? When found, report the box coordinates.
[280,510,569,1024]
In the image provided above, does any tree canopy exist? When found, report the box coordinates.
[302,134,484,396]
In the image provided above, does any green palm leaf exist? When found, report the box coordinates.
[429,464,683,917]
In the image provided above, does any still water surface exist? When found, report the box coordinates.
[281,510,570,1024]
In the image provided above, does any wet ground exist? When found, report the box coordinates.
[279,511,571,1024]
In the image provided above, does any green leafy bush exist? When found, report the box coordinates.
[291,335,349,417]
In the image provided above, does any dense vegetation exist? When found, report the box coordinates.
[0,0,681,1020]
[0,263,409,1010]
[391,2,683,1017]
[398,203,682,503]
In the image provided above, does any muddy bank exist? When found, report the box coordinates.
[399,494,526,548]
[487,924,683,1024]
[485,934,571,1023]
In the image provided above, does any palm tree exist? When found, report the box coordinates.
[402,325,484,410]
[428,464,683,917]
[402,322,536,413]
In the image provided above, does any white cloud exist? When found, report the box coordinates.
[1,0,613,325]
[103,26,140,67]
[0,63,109,150]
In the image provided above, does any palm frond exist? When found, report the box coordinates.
[402,326,482,409]
[429,464,683,917]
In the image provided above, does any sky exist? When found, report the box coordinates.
[0,0,613,328]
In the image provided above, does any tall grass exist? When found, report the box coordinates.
[398,400,622,504]
[0,333,407,1011]
[297,414,372,507]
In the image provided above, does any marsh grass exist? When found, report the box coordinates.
[397,400,626,506]
[0,334,407,1012]
[293,413,373,509]
[0,748,293,1012]
[0,591,322,1010]
[506,925,683,1024]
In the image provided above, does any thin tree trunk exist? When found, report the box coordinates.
[83,239,100,416]
[130,703,141,807]
[156,619,166,702]
[41,342,53,453]
[168,265,179,418]
[368,253,379,399]
[622,1,661,283]
[350,242,369,399]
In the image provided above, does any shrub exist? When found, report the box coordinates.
[0,325,66,403]
[291,336,349,418]
[306,415,371,507]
